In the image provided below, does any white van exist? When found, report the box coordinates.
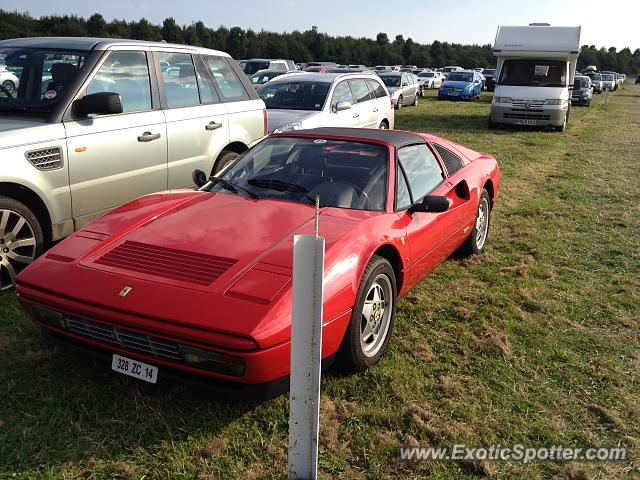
[489,24,581,132]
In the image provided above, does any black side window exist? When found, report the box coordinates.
[397,145,445,200]
[395,165,412,210]
[433,144,464,175]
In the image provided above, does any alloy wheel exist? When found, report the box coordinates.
[360,274,393,357]
[475,197,490,250]
[0,209,37,291]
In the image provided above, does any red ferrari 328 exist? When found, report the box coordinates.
[17,128,500,396]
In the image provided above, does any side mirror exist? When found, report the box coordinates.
[407,195,450,214]
[73,92,123,117]
[192,169,208,188]
[333,101,352,112]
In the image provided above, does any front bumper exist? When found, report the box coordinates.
[490,104,567,127]
[438,88,474,99]
[17,284,351,391]
[571,95,591,105]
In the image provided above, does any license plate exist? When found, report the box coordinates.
[448,91,459,96]
[515,119,536,125]
[111,354,158,384]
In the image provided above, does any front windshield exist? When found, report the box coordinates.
[499,60,566,87]
[484,69,496,76]
[207,137,388,211]
[418,72,434,77]
[447,72,473,82]
[258,81,330,111]
[0,47,88,113]
[380,76,401,87]
[601,74,614,81]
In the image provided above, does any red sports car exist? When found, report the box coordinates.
[16,128,500,396]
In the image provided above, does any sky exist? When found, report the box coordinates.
[4,0,638,51]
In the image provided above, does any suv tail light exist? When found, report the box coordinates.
[390,97,394,108]
[263,108,268,136]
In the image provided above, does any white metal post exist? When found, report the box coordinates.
[288,228,325,479]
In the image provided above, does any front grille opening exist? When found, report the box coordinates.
[30,305,244,376]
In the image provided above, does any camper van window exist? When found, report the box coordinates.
[499,60,566,87]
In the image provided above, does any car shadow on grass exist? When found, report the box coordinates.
[0,320,261,473]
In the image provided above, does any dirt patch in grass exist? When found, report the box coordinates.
[587,404,626,432]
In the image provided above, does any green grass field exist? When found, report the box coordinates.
[1,87,639,480]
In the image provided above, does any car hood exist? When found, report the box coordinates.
[18,191,365,347]
[267,109,320,133]
[0,116,66,151]
[441,80,472,88]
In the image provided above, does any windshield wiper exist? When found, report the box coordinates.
[248,179,316,205]
[209,177,260,199]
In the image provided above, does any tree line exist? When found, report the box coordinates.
[1,10,638,74]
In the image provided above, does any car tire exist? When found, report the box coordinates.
[378,120,389,129]
[0,196,44,291]
[396,96,403,109]
[1,80,15,92]
[336,255,397,372]
[413,94,419,106]
[212,150,240,175]
[457,189,491,257]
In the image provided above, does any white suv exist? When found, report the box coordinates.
[258,72,395,133]
[0,37,267,290]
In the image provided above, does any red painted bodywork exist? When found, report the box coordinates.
[16,130,500,386]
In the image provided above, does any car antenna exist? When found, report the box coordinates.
[314,195,320,239]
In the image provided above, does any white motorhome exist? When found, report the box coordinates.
[489,24,581,132]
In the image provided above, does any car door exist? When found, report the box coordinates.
[401,75,415,105]
[328,80,359,127]
[157,52,231,188]
[348,78,378,128]
[366,78,393,128]
[394,144,461,284]
[64,49,167,228]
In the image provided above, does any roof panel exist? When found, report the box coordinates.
[283,128,427,148]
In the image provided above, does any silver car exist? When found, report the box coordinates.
[378,72,420,109]
[0,37,267,290]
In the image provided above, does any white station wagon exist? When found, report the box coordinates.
[258,72,395,133]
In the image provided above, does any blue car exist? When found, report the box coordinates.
[438,71,483,100]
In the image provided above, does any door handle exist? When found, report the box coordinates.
[352,113,360,118]
[206,121,223,131]
[137,132,161,142]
